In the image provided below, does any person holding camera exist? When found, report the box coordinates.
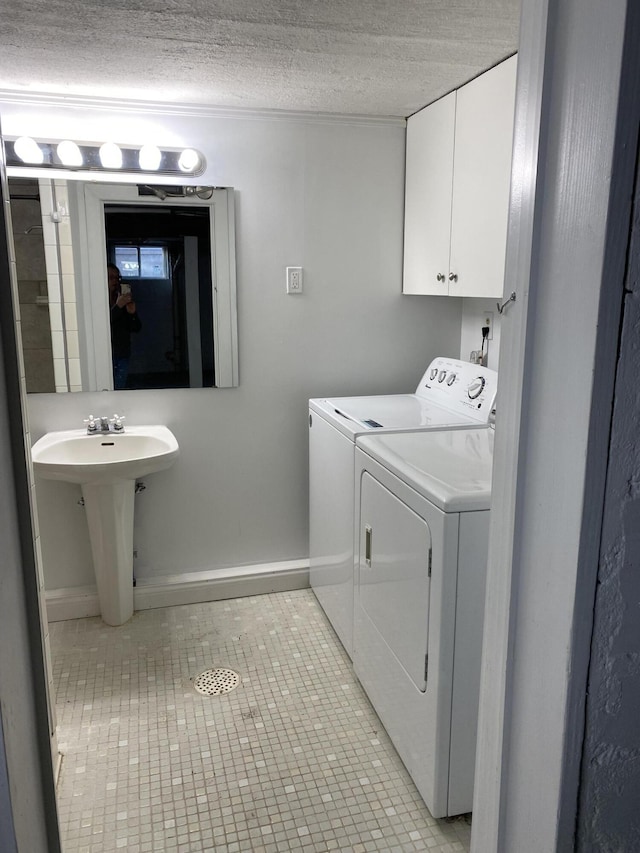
[108,262,142,390]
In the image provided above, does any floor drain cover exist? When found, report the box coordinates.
[194,667,240,696]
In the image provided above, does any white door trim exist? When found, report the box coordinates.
[472,0,638,850]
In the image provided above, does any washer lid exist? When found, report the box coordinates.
[309,358,497,439]
[309,394,482,440]
[357,428,493,512]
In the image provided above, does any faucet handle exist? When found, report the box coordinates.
[111,413,126,431]
[84,414,98,432]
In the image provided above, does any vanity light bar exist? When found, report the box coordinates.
[6,137,206,177]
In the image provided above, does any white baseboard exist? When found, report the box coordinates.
[45,559,310,623]
[46,586,101,621]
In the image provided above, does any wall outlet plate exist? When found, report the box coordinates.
[286,266,303,294]
[482,310,494,340]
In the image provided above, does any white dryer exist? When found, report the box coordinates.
[309,357,496,658]
[353,428,493,818]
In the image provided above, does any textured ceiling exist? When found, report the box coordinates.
[1,0,520,117]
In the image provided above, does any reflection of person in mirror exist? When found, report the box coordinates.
[108,263,141,390]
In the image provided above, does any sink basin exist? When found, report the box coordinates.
[31,425,179,485]
[31,425,179,626]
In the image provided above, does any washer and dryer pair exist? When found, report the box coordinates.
[308,356,496,817]
[309,356,496,657]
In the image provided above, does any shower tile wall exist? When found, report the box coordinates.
[8,177,55,393]
[50,590,471,853]
[40,179,82,392]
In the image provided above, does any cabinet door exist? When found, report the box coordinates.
[448,55,517,298]
[402,91,456,295]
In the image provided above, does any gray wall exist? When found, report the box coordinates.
[576,141,640,851]
[0,714,17,853]
[4,105,462,588]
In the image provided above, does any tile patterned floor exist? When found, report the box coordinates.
[50,589,471,853]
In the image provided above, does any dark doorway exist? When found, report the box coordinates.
[105,204,214,389]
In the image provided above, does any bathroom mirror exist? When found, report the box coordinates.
[9,178,238,392]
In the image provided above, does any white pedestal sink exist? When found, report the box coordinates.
[31,425,179,626]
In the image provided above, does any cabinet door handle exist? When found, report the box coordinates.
[365,525,372,567]
[436,273,445,282]
[449,272,458,282]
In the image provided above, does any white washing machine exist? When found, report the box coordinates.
[353,428,493,818]
[309,357,497,658]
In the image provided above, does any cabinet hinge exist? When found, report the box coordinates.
[424,653,429,684]
[428,547,432,578]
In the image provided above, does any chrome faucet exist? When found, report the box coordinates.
[84,414,126,434]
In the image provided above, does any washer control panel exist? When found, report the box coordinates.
[415,357,498,421]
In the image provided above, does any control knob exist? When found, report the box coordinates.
[446,373,456,386]
[438,370,447,383]
[468,376,486,399]
[430,367,438,380]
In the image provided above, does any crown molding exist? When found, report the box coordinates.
[0,89,406,128]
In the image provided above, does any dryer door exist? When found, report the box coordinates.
[359,471,432,691]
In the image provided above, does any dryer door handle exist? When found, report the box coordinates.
[365,525,372,567]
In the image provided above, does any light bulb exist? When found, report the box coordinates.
[13,136,44,164]
[138,144,162,171]
[178,148,201,173]
[99,142,122,169]
[57,140,83,167]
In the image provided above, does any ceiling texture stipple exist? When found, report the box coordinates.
[1,0,520,116]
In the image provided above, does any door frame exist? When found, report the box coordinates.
[1,0,639,849]
[472,0,640,850]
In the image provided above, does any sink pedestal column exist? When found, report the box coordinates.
[82,481,135,626]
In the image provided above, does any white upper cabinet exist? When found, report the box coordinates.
[402,91,456,295]
[403,55,517,298]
